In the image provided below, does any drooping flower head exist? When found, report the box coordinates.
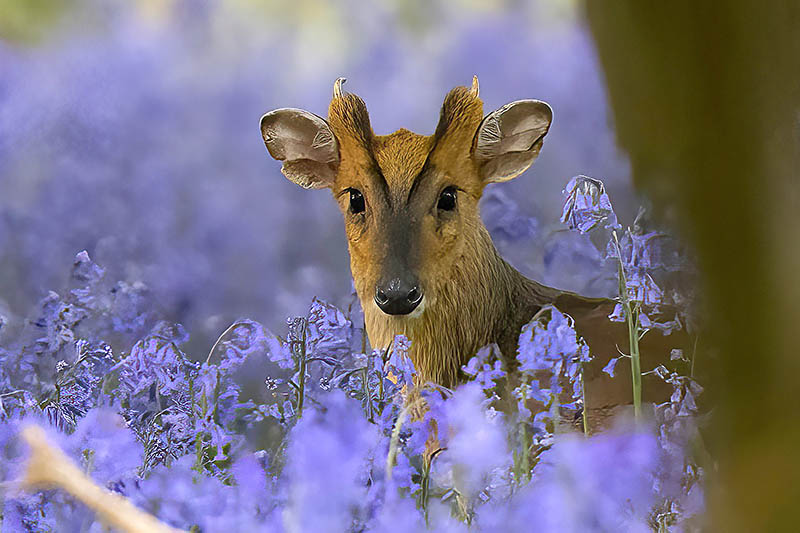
[560,175,620,233]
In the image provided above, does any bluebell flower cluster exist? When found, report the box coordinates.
[517,306,592,408]
[0,247,704,531]
[560,175,620,234]
[0,0,636,350]
[561,175,695,382]
[559,174,704,530]
[0,4,704,528]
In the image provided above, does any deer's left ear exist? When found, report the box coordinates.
[472,100,552,184]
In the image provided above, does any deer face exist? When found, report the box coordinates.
[260,78,552,320]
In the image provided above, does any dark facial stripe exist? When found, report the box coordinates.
[407,90,465,204]
[370,161,391,203]
[406,156,435,206]
[333,93,391,202]
[406,86,482,204]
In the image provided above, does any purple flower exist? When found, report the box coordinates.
[216,319,271,373]
[560,175,620,233]
[108,280,156,338]
[305,298,353,361]
[517,307,581,374]
[0,3,704,526]
[533,430,659,530]
[283,391,378,533]
[608,302,625,323]
[115,322,194,396]
[462,344,506,391]
[607,228,676,311]
[131,454,233,530]
[602,357,621,378]
[438,383,509,500]
[265,334,293,370]
[384,334,415,388]
[515,306,592,430]
[68,408,142,485]
[67,251,106,309]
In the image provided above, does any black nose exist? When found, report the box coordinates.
[374,278,423,315]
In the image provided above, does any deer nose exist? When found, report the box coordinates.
[374,278,423,315]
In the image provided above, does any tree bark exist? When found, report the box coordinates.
[584,3,800,531]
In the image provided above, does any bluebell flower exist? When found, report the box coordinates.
[438,383,509,501]
[534,430,659,530]
[115,325,193,397]
[214,319,273,373]
[606,228,671,309]
[518,307,590,380]
[403,387,452,458]
[265,333,293,370]
[512,382,536,420]
[305,298,353,361]
[651,367,706,528]
[31,291,84,358]
[517,307,581,375]
[283,390,379,533]
[560,175,620,233]
[108,280,156,338]
[385,334,415,388]
[194,362,243,460]
[608,302,625,322]
[68,408,142,486]
[131,454,231,530]
[602,356,621,378]
[515,306,592,433]
[462,344,505,392]
[160,409,195,442]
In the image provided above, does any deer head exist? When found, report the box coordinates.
[260,77,552,377]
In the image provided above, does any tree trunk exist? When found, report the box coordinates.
[584,3,800,531]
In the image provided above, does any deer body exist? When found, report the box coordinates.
[261,78,676,416]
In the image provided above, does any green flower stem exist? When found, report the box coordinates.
[581,371,590,435]
[626,304,642,418]
[518,422,530,483]
[296,323,308,417]
[550,396,561,434]
[613,230,642,419]
[363,362,373,422]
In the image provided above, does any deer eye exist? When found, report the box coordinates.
[349,189,365,214]
[437,186,457,211]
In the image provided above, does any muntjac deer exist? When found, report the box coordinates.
[260,77,681,424]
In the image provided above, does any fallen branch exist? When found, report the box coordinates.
[20,424,186,533]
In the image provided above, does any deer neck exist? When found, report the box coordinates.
[362,223,544,388]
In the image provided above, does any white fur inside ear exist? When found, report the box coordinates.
[473,100,553,183]
[311,128,337,158]
[475,114,502,158]
[260,108,340,188]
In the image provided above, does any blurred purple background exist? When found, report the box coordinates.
[0,0,637,353]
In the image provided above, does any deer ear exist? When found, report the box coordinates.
[260,108,340,189]
[472,100,552,184]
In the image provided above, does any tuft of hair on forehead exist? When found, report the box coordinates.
[328,92,374,157]
[433,85,485,154]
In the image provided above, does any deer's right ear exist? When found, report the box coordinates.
[260,108,340,189]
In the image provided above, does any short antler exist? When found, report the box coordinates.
[470,75,479,97]
[333,77,347,98]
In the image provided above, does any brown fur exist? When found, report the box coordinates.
[291,84,684,426]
